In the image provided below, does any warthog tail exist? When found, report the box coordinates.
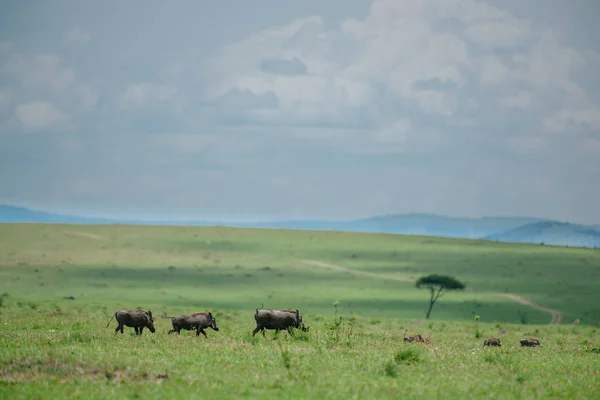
[105,312,117,328]
[256,302,264,313]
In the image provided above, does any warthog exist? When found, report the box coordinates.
[166,312,219,338]
[252,308,304,337]
[106,309,155,335]
[403,331,430,344]
[520,338,541,347]
[483,338,502,347]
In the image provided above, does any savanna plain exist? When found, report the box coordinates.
[0,223,599,399]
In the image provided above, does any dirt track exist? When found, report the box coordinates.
[495,293,564,324]
[300,259,413,282]
[300,259,564,325]
[63,231,105,240]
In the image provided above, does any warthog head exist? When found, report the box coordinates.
[209,313,219,331]
[300,322,310,332]
[146,311,156,333]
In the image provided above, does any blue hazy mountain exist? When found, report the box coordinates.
[1,205,599,248]
[484,221,600,248]
[0,205,115,224]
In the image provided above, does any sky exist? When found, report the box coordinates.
[0,0,599,224]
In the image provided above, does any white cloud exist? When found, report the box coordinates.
[544,107,600,133]
[375,118,411,145]
[205,0,600,148]
[120,83,178,109]
[78,85,98,107]
[500,91,532,109]
[6,54,75,92]
[15,101,68,128]
[464,20,531,48]
[63,28,91,45]
[0,0,599,225]
[478,56,509,85]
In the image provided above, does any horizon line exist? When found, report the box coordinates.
[0,203,592,227]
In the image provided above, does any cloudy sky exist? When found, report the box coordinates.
[0,0,599,223]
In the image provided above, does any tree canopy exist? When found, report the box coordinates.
[415,274,466,319]
[416,274,466,291]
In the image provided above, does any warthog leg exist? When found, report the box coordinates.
[197,328,208,338]
[252,325,265,337]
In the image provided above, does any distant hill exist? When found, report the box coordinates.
[0,205,115,224]
[329,213,547,238]
[485,221,600,248]
[1,204,599,248]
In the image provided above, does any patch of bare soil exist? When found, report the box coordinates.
[62,230,105,240]
[1,358,168,383]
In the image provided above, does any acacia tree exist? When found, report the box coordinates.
[416,274,466,319]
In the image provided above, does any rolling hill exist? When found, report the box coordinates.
[485,221,600,248]
[0,205,114,224]
[1,204,599,248]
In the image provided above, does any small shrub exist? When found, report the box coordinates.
[395,349,420,364]
[474,315,481,338]
[383,362,397,377]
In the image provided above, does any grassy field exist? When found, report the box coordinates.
[0,223,599,398]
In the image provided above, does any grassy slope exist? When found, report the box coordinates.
[0,223,598,324]
[0,223,599,399]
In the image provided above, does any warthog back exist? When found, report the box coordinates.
[108,309,155,335]
[252,309,302,337]
[520,338,541,347]
[483,338,502,347]
[168,312,219,338]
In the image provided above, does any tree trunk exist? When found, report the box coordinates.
[425,300,434,319]
[425,287,435,319]
[425,286,443,319]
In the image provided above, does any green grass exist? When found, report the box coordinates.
[1,223,598,324]
[0,223,599,398]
